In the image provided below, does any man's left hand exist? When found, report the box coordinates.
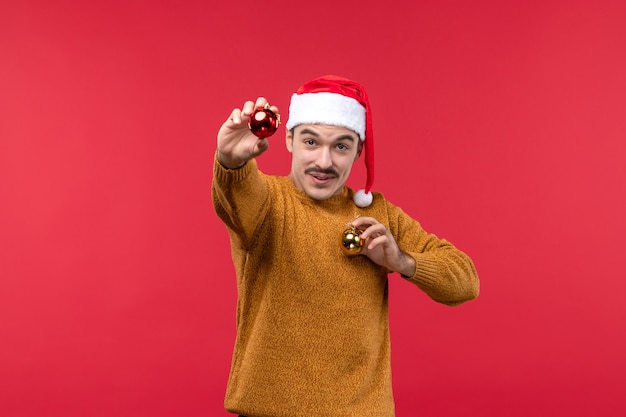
[350,217,416,277]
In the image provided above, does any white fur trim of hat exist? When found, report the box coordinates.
[285,92,366,141]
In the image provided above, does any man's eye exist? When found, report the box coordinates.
[305,139,316,146]
[337,144,348,150]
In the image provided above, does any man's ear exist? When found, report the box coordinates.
[285,129,294,153]
[354,141,363,160]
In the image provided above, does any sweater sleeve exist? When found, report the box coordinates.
[388,201,479,306]
[211,153,271,249]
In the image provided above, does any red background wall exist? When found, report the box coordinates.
[1,0,625,416]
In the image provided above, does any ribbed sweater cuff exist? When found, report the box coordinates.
[406,253,442,286]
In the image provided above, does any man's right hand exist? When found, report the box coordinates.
[216,97,280,169]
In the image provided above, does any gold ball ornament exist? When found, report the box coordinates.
[341,226,365,255]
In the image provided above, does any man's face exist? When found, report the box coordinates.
[286,124,361,201]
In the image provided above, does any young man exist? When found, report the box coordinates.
[212,75,479,417]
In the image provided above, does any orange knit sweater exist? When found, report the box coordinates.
[212,156,479,417]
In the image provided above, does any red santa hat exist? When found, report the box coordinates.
[285,75,375,207]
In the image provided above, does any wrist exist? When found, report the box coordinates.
[217,151,246,170]
[398,252,416,278]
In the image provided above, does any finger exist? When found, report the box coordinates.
[229,108,243,125]
[365,235,387,251]
[359,223,387,240]
[254,96,268,110]
[241,100,256,118]
[350,216,376,229]
[269,105,281,122]
[252,97,280,121]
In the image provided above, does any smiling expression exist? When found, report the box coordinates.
[286,124,362,201]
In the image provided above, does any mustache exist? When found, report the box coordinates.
[305,167,339,177]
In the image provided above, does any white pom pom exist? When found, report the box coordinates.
[354,189,373,207]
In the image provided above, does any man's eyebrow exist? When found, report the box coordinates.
[299,128,320,137]
[298,128,358,143]
[335,134,356,143]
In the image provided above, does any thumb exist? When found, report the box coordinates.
[253,138,270,156]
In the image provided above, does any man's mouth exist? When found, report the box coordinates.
[306,168,339,185]
[310,173,334,184]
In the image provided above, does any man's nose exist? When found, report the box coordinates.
[315,147,333,169]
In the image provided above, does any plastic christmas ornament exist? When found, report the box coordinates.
[341,225,365,255]
[249,103,280,138]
